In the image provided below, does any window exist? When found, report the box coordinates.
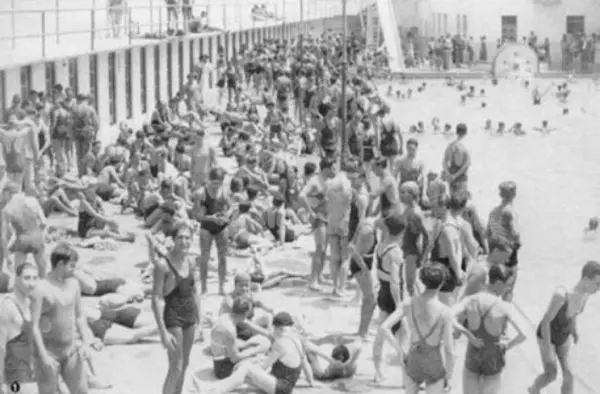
[20,66,32,100]
[217,36,222,57]
[208,37,212,62]
[179,41,185,90]
[68,58,78,94]
[125,49,133,119]
[108,52,117,125]
[566,15,585,35]
[154,45,160,102]
[189,39,195,74]
[245,31,249,47]
[167,42,173,98]
[232,33,237,57]
[224,34,230,59]
[90,54,99,111]
[44,62,55,98]
[140,46,148,113]
[200,38,204,59]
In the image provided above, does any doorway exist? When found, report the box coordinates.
[566,15,585,35]
[501,15,517,42]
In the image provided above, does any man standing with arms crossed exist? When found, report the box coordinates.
[31,243,92,394]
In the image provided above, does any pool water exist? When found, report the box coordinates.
[378,78,600,387]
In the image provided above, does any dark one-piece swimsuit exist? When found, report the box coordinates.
[536,289,585,347]
[163,257,198,330]
[376,244,403,334]
[465,301,507,376]
[271,336,304,394]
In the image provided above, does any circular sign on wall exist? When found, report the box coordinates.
[491,43,539,78]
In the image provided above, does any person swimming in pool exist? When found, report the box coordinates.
[442,123,470,196]
[378,263,456,393]
[0,181,48,277]
[200,311,318,394]
[455,264,527,394]
[529,261,600,394]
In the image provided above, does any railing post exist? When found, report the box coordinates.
[42,11,47,58]
[222,4,227,31]
[149,0,154,35]
[56,0,60,44]
[128,7,133,45]
[91,9,96,51]
[158,4,162,36]
[11,0,16,49]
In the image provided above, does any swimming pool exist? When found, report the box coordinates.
[379,77,600,388]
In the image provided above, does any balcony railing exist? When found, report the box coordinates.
[0,0,350,66]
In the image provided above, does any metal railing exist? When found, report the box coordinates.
[0,0,348,60]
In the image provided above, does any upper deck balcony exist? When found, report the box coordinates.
[0,0,355,69]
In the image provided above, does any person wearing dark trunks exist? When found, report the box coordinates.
[529,261,600,394]
[210,297,272,381]
[0,262,38,394]
[193,167,231,295]
[400,181,430,297]
[1,181,48,277]
[429,195,465,307]
[378,264,455,391]
[455,264,526,394]
[149,225,200,394]
[200,312,316,394]
[86,303,158,346]
[219,273,275,340]
[372,212,406,381]
[264,193,297,244]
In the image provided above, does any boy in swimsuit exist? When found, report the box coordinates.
[0,262,38,394]
[378,264,456,393]
[306,341,362,381]
[455,264,527,394]
[529,261,600,394]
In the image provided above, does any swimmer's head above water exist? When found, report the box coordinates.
[585,217,599,232]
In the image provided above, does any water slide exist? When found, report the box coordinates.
[375,0,404,72]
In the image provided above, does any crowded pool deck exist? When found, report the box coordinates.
[37,75,599,393]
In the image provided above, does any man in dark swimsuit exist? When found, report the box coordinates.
[193,168,231,294]
[369,158,399,218]
[442,123,470,195]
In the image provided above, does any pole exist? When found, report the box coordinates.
[55,0,60,44]
[340,0,348,161]
[299,0,304,41]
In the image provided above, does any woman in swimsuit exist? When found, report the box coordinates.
[149,225,201,394]
[529,261,600,394]
[202,311,318,394]
[379,264,455,394]
[455,264,527,394]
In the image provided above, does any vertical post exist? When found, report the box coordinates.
[299,0,304,41]
[11,0,16,49]
[222,4,227,31]
[128,6,132,45]
[281,0,285,40]
[340,0,348,161]
[55,0,60,44]
[150,0,154,35]
[91,9,96,51]
[158,3,162,36]
[42,11,47,57]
